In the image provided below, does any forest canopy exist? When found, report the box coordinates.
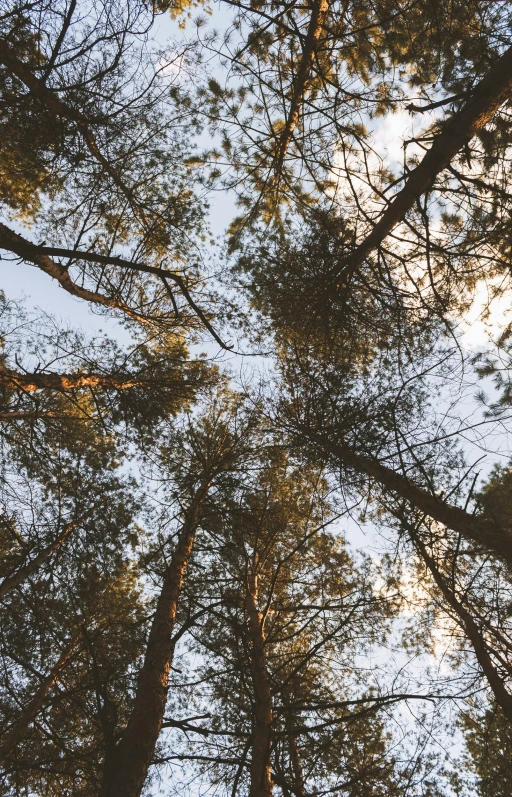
[1,1,512,795]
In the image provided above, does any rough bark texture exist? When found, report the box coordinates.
[319,437,512,565]
[274,0,329,178]
[411,530,512,723]
[98,481,209,797]
[0,518,82,600]
[0,632,80,763]
[246,568,274,797]
[341,44,512,279]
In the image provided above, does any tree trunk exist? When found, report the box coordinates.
[0,363,150,392]
[274,0,329,178]
[341,44,512,280]
[98,480,209,797]
[288,730,306,797]
[317,435,512,565]
[410,528,512,724]
[246,568,274,797]
[0,632,80,763]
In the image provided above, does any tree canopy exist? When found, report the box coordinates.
[1,1,512,796]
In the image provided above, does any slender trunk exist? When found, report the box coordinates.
[288,731,306,797]
[316,436,512,565]
[0,632,80,763]
[0,410,66,420]
[98,480,209,797]
[0,518,84,600]
[410,529,512,723]
[246,568,274,797]
[274,0,329,178]
[341,44,512,280]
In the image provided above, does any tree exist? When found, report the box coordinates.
[197,0,512,240]
[97,391,261,797]
[458,706,512,797]
[160,447,432,797]
[0,0,221,341]
[0,405,145,795]
[0,294,214,445]
[3,2,512,794]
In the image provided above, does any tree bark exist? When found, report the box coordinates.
[0,363,149,393]
[98,480,209,797]
[410,528,512,723]
[0,410,66,420]
[317,436,512,565]
[341,44,512,280]
[0,517,85,600]
[245,567,274,797]
[0,632,80,763]
[287,730,306,797]
[0,363,196,394]
[274,0,329,178]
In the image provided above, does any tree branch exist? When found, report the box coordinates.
[0,632,81,763]
[409,524,512,723]
[0,222,154,326]
[273,0,329,180]
[0,512,93,600]
[340,44,512,282]
[0,37,145,218]
[314,434,512,565]
[0,363,194,394]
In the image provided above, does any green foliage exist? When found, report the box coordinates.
[459,707,512,797]
[166,446,403,796]
[0,295,216,450]
[477,464,512,530]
